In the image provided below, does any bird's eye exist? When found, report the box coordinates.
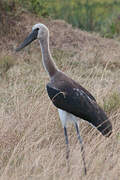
[36,28,39,31]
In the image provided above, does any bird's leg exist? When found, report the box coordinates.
[64,126,70,160]
[74,122,87,175]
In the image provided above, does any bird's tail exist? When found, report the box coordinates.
[88,104,112,137]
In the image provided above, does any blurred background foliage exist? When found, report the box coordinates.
[0,0,120,38]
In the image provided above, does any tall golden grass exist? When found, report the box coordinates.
[0,14,120,179]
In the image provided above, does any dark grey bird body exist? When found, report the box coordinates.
[47,71,112,136]
[16,23,112,174]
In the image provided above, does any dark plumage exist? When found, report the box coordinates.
[47,71,112,136]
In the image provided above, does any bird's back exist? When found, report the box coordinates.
[47,71,112,136]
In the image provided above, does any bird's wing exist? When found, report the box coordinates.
[46,82,112,136]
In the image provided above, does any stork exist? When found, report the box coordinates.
[16,23,112,174]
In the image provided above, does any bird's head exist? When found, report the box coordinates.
[16,23,49,51]
[33,23,49,40]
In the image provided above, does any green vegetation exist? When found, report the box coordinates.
[0,55,16,74]
[1,0,120,38]
[103,92,120,113]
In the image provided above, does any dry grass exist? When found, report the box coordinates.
[0,12,120,180]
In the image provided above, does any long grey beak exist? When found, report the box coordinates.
[16,29,38,51]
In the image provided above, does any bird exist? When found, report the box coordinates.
[16,23,112,174]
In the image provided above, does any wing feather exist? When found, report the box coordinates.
[46,83,112,136]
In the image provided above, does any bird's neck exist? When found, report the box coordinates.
[39,37,58,78]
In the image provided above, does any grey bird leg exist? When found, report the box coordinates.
[74,122,87,175]
[64,127,70,159]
